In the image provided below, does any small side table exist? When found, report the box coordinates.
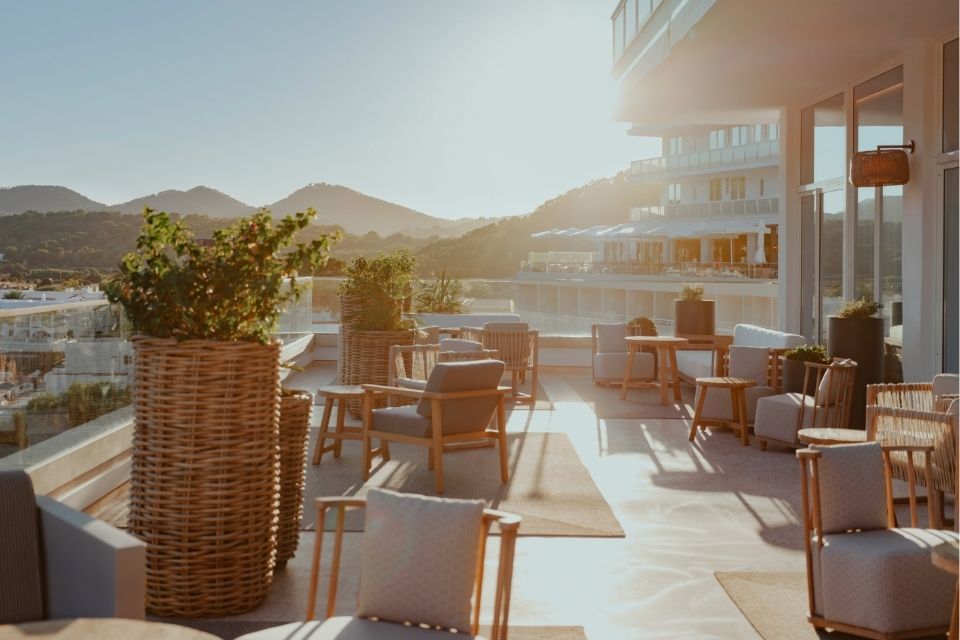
[689,376,757,446]
[797,428,867,446]
[931,540,959,640]
[312,385,365,465]
[620,336,688,405]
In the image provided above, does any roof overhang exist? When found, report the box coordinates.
[613,0,958,125]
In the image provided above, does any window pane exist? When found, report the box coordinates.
[881,184,902,331]
[625,0,637,43]
[801,94,845,184]
[820,191,845,342]
[855,187,875,300]
[944,167,959,373]
[800,194,817,340]
[944,39,958,153]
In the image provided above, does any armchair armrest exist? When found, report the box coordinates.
[36,496,146,620]
[362,384,511,401]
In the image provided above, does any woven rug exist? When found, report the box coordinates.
[561,375,694,419]
[303,430,623,537]
[161,619,587,640]
[715,572,944,640]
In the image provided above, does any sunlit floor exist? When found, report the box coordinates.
[209,362,814,639]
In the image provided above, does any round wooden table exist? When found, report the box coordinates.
[312,384,365,464]
[931,540,959,640]
[797,428,867,445]
[620,336,688,405]
[689,376,757,446]
[0,618,218,639]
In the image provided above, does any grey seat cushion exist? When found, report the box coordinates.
[0,470,44,624]
[234,618,487,639]
[371,405,431,437]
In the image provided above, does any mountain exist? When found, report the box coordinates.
[266,183,491,238]
[415,172,660,278]
[108,186,256,218]
[0,186,107,216]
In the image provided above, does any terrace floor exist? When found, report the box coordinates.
[97,363,947,639]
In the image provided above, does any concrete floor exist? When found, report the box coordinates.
[228,363,818,639]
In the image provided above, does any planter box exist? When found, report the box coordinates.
[828,316,884,428]
[674,300,716,336]
[780,358,808,394]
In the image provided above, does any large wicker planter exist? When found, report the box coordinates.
[128,336,281,617]
[276,389,312,567]
[342,329,416,417]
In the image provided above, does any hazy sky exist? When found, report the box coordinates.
[0,1,659,220]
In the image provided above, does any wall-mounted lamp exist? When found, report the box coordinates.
[850,140,915,187]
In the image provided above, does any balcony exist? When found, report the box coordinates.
[631,139,779,179]
[631,196,779,220]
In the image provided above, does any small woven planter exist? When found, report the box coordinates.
[342,329,416,417]
[128,336,281,617]
[276,389,312,567]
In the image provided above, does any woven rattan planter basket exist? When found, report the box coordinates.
[128,336,281,617]
[276,389,312,567]
[342,328,416,417]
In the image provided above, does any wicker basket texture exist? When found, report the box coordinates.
[276,389,312,566]
[128,336,281,617]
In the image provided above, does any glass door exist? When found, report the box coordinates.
[944,166,958,373]
[799,189,845,343]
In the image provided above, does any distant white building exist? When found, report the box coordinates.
[43,339,133,395]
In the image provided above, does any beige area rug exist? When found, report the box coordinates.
[715,572,944,640]
[303,430,624,537]
[165,619,587,640]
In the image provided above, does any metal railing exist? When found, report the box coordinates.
[631,140,780,176]
[630,197,779,220]
[520,260,778,280]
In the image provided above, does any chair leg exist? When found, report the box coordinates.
[361,433,371,480]
[313,397,334,465]
[497,399,509,483]
[427,449,435,470]
[381,440,391,461]
[689,385,708,442]
[433,445,445,494]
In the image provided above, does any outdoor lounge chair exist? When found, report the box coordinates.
[362,360,510,494]
[754,358,857,450]
[0,470,146,623]
[461,322,539,404]
[236,489,520,640]
[797,442,957,638]
[590,323,655,386]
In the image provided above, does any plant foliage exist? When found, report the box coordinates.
[678,283,705,301]
[627,316,658,336]
[414,268,466,314]
[2,290,25,299]
[835,298,883,319]
[782,344,829,363]
[104,207,336,343]
[338,249,417,331]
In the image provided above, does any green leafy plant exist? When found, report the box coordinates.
[104,207,336,344]
[782,344,829,364]
[835,298,883,319]
[627,316,658,336]
[678,283,705,301]
[2,290,25,299]
[338,249,417,331]
[414,268,466,314]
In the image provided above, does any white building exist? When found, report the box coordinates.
[43,339,133,395]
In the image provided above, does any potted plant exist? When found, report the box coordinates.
[105,207,334,616]
[780,344,828,394]
[627,315,659,370]
[674,283,715,336]
[829,298,884,427]
[338,249,418,416]
[414,268,467,314]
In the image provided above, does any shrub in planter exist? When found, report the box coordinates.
[674,283,715,336]
[829,298,884,428]
[415,268,467,314]
[781,344,829,393]
[105,207,335,616]
[627,315,659,369]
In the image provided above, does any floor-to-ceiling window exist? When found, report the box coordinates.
[941,38,958,373]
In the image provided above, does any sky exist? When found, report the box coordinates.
[0,1,659,220]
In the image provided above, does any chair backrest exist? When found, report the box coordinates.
[388,344,441,386]
[417,360,506,435]
[727,345,771,386]
[439,338,483,353]
[866,382,935,411]
[480,323,535,370]
[0,470,43,624]
[307,491,520,640]
[802,358,857,427]
[933,373,959,397]
[592,323,627,354]
[800,442,889,536]
[868,406,957,498]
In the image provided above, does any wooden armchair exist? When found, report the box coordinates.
[797,442,957,638]
[461,323,539,405]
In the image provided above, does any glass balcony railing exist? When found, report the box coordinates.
[611,0,663,64]
[630,197,780,220]
[631,140,780,176]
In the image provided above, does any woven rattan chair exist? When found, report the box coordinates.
[237,490,520,640]
[867,404,957,528]
[754,358,858,450]
[867,374,960,412]
[797,442,957,639]
[461,322,539,404]
[362,360,510,494]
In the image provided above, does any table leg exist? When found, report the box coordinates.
[620,345,636,401]
[312,397,334,465]
[689,384,708,441]
[334,399,346,457]
[735,388,749,446]
[669,346,682,403]
[657,346,669,405]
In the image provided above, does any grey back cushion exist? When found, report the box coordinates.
[417,360,506,435]
[810,442,888,534]
[596,323,627,353]
[0,471,44,623]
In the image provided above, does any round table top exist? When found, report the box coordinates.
[316,384,365,398]
[931,540,959,575]
[695,376,758,389]
[797,428,867,445]
[624,336,689,346]
[0,618,219,640]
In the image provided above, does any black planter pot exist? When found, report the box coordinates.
[674,299,716,336]
[828,316,884,429]
[781,358,808,394]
